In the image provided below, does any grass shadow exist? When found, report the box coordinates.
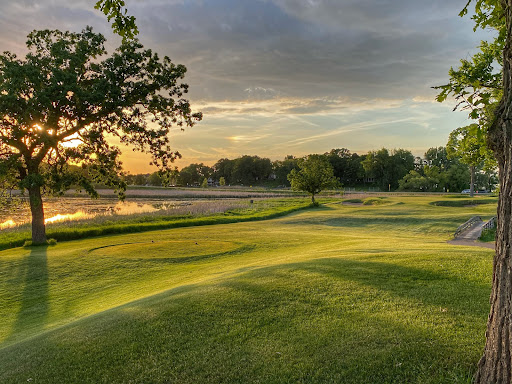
[280,258,490,318]
[6,245,49,343]
[0,258,483,383]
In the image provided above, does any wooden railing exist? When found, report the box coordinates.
[482,216,497,231]
[454,216,482,238]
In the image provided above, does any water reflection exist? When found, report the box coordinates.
[45,211,92,224]
[0,219,16,229]
[109,201,159,215]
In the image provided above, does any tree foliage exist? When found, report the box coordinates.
[95,0,138,40]
[272,155,299,187]
[397,145,496,193]
[232,155,273,185]
[362,148,415,190]
[447,124,494,167]
[398,170,437,192]
[0,27,201,242]
[447,124,496,195]
[435,0,504,123]
[324,148,363,186]
[177,163,213,186]
[287,154,339,204]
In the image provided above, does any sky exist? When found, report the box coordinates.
[0,0,496,173]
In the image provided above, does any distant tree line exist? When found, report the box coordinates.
[398,146,497,193]
[124,147,497,192]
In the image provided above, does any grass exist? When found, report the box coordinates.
[0,195,498,383]
[362,197,389,205]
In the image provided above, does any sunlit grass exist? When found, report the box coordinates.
[0,195,498,383]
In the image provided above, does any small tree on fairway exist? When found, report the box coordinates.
[287,154,339,204]
[0,27,201,243]
[219,176,226,186]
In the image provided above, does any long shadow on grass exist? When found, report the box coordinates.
[90,244,257,265]
[0,260,484,383]
[281,216,469,232]
[6,246,49,342]
[269,258,491,318]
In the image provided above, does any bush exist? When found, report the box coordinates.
[480,228,496,242]
[431,199,496,207]
[363,198,387,206]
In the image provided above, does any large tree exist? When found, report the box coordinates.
[477,1,512,380]
[0,27,201,243]
[439,0,512,380]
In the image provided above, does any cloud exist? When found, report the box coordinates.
[244,86,281,100]
[102,0,490,103]
[227,134,272,143]
[196,96,404,118]
[0,0,491,103]
[283,117,415,147]
[412,95,438,103]
[0,0,485,172]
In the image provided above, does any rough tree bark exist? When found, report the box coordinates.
[475,1,512,381]
[28,185,46,244]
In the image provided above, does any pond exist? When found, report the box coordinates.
[0,197,199,229]
[0,187,299,230]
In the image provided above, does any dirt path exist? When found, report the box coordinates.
[447,239,495,249]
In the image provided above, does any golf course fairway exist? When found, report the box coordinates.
[0,195,498,383]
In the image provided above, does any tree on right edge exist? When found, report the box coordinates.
[477,1,512,380]
[440,0,512,381]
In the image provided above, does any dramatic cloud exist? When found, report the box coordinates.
[0,0,490,170]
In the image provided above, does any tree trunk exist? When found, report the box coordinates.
[311,193,315,204]
[470,165,475,197]
[475,150,512,382]
[28,185,46,244]
[475,1,512,380]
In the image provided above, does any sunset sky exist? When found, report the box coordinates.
[0,0,495,173]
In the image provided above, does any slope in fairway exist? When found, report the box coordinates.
[0,196,497,383]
